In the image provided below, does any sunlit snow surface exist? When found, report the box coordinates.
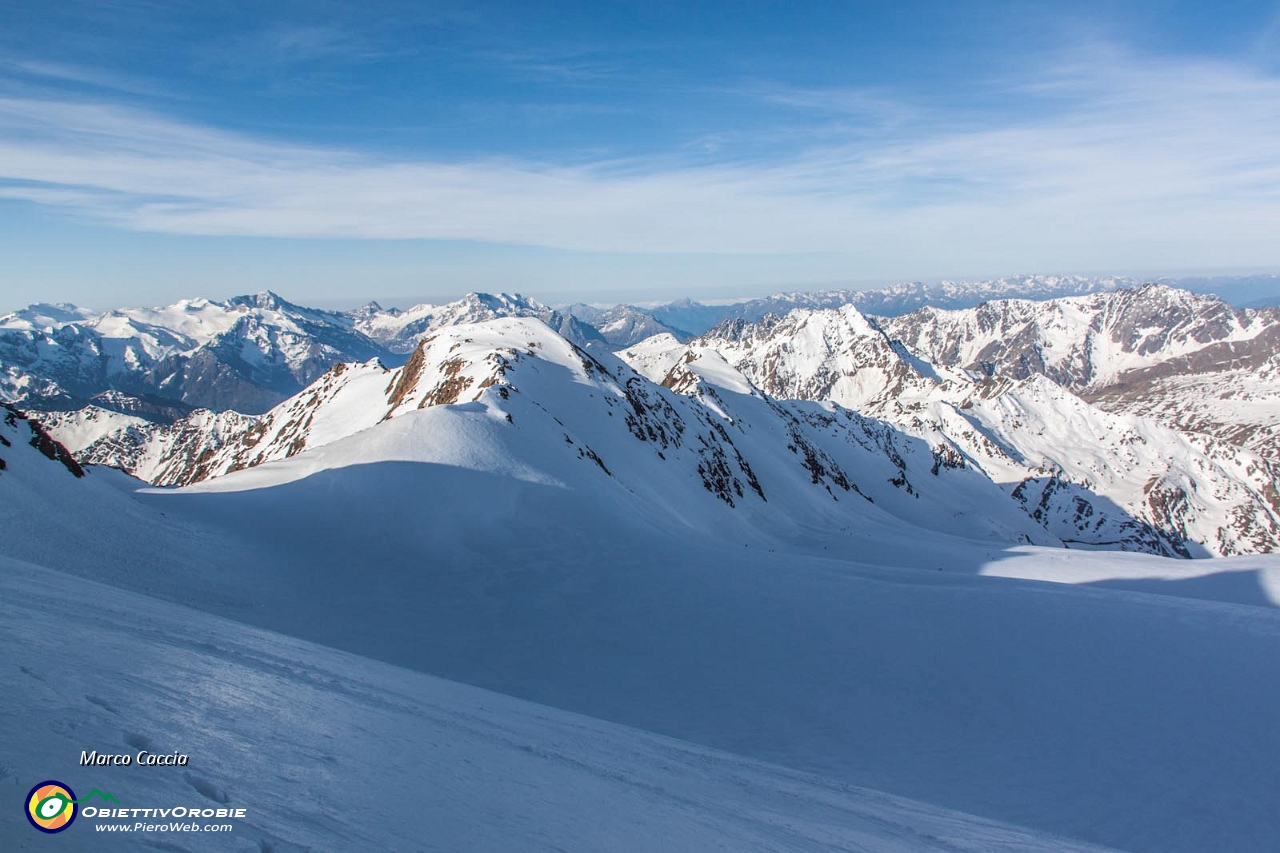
[986,547,1280,606]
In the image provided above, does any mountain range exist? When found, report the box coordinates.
[0,274,1189,419]
[0,290,600,416]
[5,277,1280,561]
[4,274,1269,413]
[624,294,1280,558]
[7,279,1269,558]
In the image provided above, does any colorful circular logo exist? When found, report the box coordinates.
[26,781,77,833]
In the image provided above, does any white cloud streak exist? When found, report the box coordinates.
[2,47,1280,274]
[0,59,171,97]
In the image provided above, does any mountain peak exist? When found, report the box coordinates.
[349,300,389,321]
[227,290,294,311]
[463,292,547,312]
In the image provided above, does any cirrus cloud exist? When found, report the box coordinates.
[2,46,1280,275]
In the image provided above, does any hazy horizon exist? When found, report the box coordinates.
[4,267,1280,316]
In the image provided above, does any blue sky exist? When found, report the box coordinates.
[2,1,1280,309]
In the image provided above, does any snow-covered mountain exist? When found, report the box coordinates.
[564,302,686,347]
[6,276,1270,432]
[884,284,1280,459]
[18,280,1280,559]
[46,309,1275,558]
[59,318,1057,553]
[581,273,1267,341]
[5,358,1280,853]
[682,305,944,416]
[624,302,1280,557]
[0,291,392,414]
[728,274,1135,326]
[41,405,263,487]
[353,291,605,352]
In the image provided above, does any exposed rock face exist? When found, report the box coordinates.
[1,405,84,478]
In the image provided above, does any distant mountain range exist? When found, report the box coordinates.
[883,284,1280,461]
[570,274,1138,342]
[0,291,599,415]
[8,281,1273,559]
[5,273,1272,417]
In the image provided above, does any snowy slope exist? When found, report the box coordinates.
[0,558,1122,853]
[983,546,1280,606]
[0,405,271,594]
[5,398,1280,852]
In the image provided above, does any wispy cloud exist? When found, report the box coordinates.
[2,46,1280,273]
[262,25,374,64]
[190,23,397,93]
[0,59,171,98]
[736,82,920,128]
